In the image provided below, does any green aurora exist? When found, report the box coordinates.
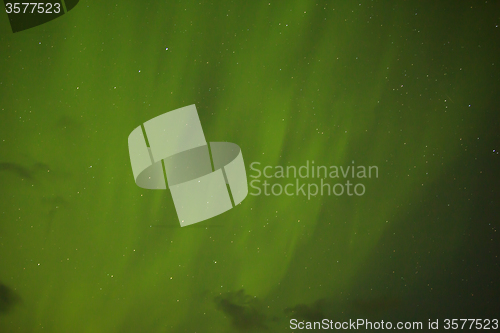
[0,1,499,332]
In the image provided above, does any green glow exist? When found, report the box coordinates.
[1,1,498,332]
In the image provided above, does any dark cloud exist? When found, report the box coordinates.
[214,289,269,331]
[0,283,21,315]
[284,298,329,322]
[0,162,34,181]
[0,161,60,183]
[0,161,70,235]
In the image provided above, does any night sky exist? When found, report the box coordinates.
[0,1,499,332]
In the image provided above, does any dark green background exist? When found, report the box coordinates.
[1,0,499,332]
